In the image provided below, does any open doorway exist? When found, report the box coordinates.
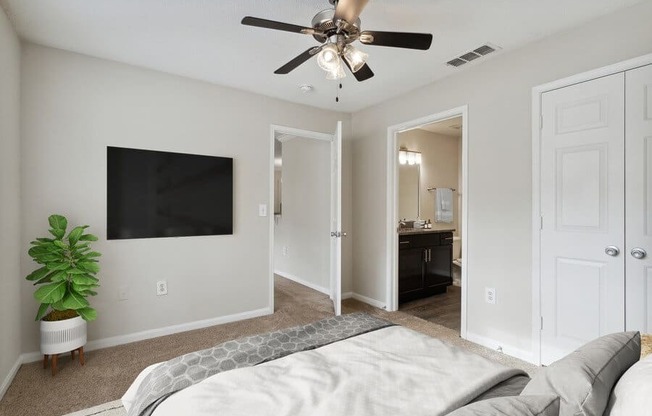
[386,107,468,338]
[268,124,343,317]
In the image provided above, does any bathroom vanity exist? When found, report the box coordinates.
[398,229,454,303]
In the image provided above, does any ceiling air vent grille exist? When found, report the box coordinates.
[446,43,500,68]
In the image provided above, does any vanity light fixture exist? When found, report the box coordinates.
[398,149,421,165]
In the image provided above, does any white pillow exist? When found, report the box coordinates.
[604,354,652,416]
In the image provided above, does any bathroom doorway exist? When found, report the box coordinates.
[386,107,468,337]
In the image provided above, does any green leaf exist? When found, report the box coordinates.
[34,281,66,304]
[49,271,68,283]
[46,262,72,271]
[25,266,51,281]
[77,261,100,273]
[67,226,85,246]
[80,252,102,260]
[77,307,97,321]
[51,300,66,311]
[76,290,98,297]
[53,240,68,250]
[36,237,54,243]
[72,274,99,285]
[48,228,65,239]
[35,303,50,321]
[61,291,89,310]
[48,214,68,231]
[79,234,98,241]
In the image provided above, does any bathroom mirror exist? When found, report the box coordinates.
[399,162,420,220]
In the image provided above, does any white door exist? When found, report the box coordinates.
[540,73,625,365]
[330,121,343,316]
[625,64,652,333]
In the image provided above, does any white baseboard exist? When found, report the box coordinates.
[341,292,353,299]
[21,306,273,364]
[0,355,22,401]
[465,331,536,365]
[351,293,386,309]
[274,270,330,295]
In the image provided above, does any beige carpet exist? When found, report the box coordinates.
[1,276,537,416]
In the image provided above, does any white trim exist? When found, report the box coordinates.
[20,307,272,364]
[0,355,22,401]
[341,291,353,299]
[269,124,339,318]
[530,52,652,367]
[385,106,469,340]
[466,331,536,365]
[274,270,330,295]
[352,292,386,309]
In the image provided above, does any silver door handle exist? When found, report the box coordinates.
[605,246,620,257]
[631,248,647,259]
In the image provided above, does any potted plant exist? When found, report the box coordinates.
[25,214,101,369]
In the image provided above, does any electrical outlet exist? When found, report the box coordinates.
[282,246,288,256]
[156,280,168,296]
[485,287,496,304]
[259,204,267,217]
[118,285,130,301]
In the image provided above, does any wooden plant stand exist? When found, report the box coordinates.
[43,346,85,376]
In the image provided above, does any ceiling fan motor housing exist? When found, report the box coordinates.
[311,9,360,44]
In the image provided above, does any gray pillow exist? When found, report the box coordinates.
[521,331,640,416]
[447,395,560,416]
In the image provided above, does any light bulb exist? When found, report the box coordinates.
[317,44,341,72]
[407,152,416,165]
[325,62,346,80]
[415,153,422,165]
[398,151,407,165]
[342,45,368,73]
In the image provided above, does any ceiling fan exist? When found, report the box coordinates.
[241,0,433,82]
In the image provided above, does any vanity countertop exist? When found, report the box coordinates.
[398,228,455,235]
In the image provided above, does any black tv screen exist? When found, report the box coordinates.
[107,146,233,239]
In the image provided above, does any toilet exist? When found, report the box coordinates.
[452,236,462,267]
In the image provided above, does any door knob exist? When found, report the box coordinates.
[631,248,647,259]
[605,246,620,257]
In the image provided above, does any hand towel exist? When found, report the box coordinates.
[435,188,454,223]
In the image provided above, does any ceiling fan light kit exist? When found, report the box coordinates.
[241,0,433,83]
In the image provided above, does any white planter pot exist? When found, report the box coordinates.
[40,316,87,355]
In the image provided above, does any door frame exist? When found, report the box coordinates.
[531,52,652,366]
[268,124,337,313]
[385,105,469,339]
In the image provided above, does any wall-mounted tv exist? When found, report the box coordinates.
[107,146,233,240]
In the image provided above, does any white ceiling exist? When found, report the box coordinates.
[418,116,462,138]
[0,0,644,112]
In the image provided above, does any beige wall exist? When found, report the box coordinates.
[274,137,331,292]
[398,129,460,233]
[19,44,352,353]
[351,1,652,357]
[0,5,22,396]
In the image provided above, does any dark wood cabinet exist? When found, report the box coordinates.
[399,231,453,303]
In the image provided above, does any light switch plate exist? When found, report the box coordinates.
[259,204,267,217]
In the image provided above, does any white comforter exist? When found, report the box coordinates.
[123,326,523,416]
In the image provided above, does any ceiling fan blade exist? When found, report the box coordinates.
[241,16,313,35]
[274,47,320,74]
[334,0,369,24]
[359,30,433,50]
[342,59,374,82]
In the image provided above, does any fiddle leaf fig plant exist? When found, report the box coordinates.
[25,214,101,321]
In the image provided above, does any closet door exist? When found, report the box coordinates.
[625,64,652,333]
[540,73,625,365]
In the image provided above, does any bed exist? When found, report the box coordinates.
[122,312,646,416]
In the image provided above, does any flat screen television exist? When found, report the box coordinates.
[107,146,233,240]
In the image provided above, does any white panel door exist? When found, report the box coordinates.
[625,64,652,333]
[540,73,625,365]
[330,121,342,316]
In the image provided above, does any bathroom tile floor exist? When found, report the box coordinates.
[399,284,461,333]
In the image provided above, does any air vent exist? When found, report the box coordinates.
[446,43,500,68]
